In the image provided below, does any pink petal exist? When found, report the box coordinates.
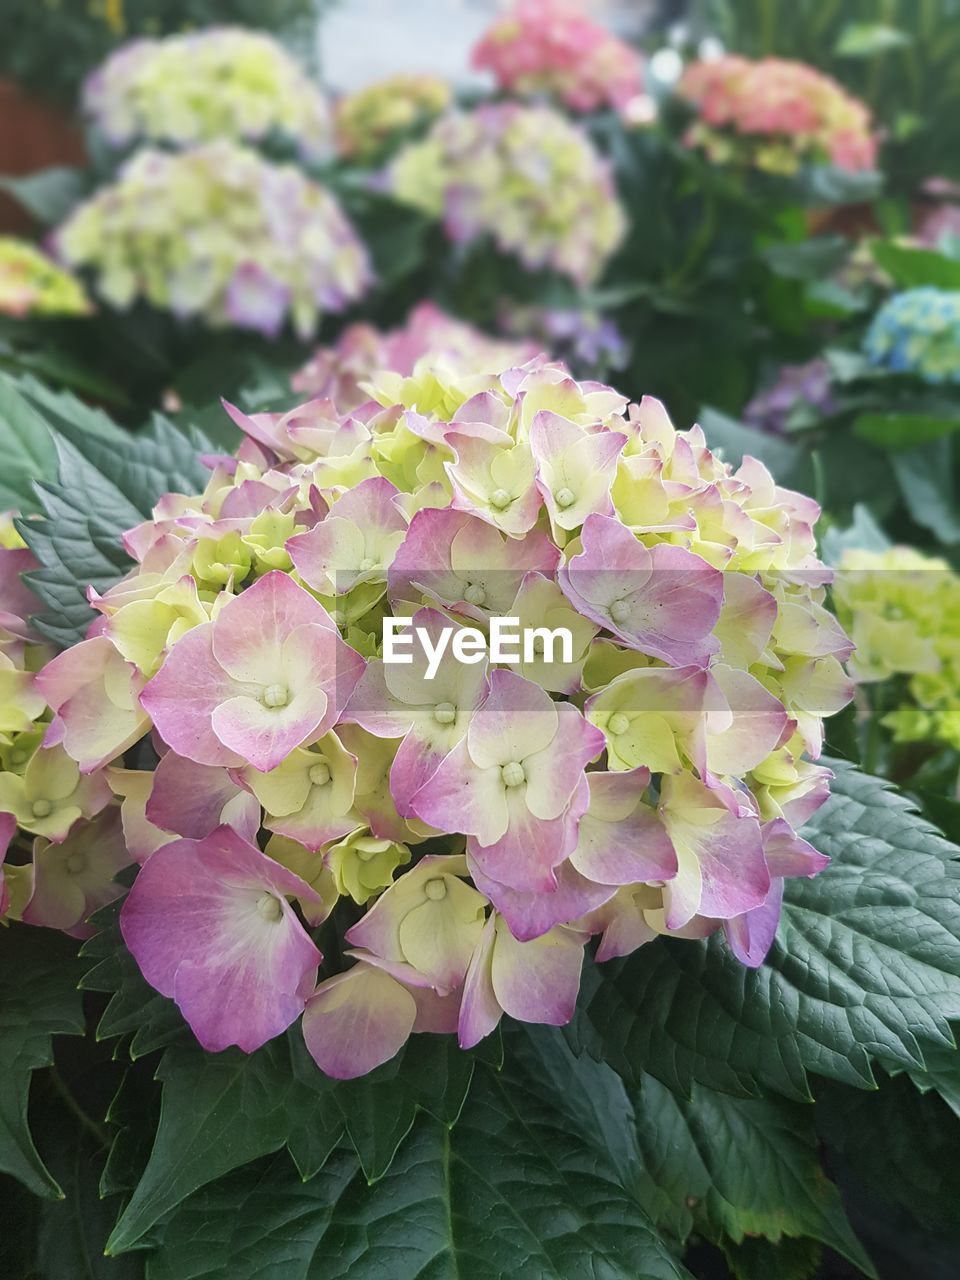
[723,879,784,968]
[466,787,573,893]
[409,739,508,847]
[120,825,321,1053]
[490,918,585,1027]
[466,669,558,770]
[302,963,417,1079]
[661,777,770,927]
[521,702,604,821]
[146,751,257,841]
[459,915,502,1049]
[761,818,829,879]
[469,857,614,942]
[570,769,678,885]
[0,811,14,916]
[211,571,336,684]
[211,690,328,774]
[140,624,245,767]
[705,665,791,778]
[36,637,148,773]
[559,515,722,666]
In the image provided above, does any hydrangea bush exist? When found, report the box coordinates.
[679,55,877,175]
[83,27,331,159]
[0,238,91,318]
[1,349,857,1079]
[471,0,644,114]
[53,141,371,337]
[334,74,452,160]
[389,103,627,285]
[864,287,960,384]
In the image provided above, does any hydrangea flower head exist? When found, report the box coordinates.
[834,545,960,750]
[0,238,91,318]
[864,288,960,385]
[390,104,626,285]
[84,28,331,159]
[55,142,371,337]
[679,56,877,175]
[1,346,852,1077]
[335,74,452,159]
[471,0,644,113]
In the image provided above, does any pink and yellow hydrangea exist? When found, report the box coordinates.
[0,347,852,1079]
[84,28,331,160]
[389,103,626,285]
[335,74,452,159]
[55,142,371,338]
[0,238,91,319]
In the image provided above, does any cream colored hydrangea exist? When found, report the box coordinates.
[84,27,330,159]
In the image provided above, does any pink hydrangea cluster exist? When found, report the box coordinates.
[471,0,644,113]
[679,55,877,175]
[292,302,539,412]
[0,353,852,1079]
[389,103,626,285]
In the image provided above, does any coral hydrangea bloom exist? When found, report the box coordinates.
[679,55,877,175]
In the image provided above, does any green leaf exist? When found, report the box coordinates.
[0,167,86,225]
[722,1236,822,1280]
[80,902,188,1061]
[100,1062,162,1202]
[107,1031,478,1255]
[511,1025,870,1272]
[817,1073,960,1237]
[0,925,85,1198]
[17,375,127,443]
[630,1074,874,1275]
[34,1099,145,1280]
[892,440,960,544]
[18,412,213,649]
[0,372,58,511]
[571,761,960,1100]
[853,411,960,449]
[834,22,912,57]
[146,1054,690,1280]
[759,236,848,281]
[872,240,960,289]
[900,1040,960,1121]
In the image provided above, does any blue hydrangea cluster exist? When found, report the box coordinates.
[864,287,960,384]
